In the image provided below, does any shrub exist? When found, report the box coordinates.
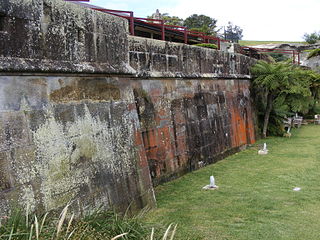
[268,53,289,62]
[194,43,218,49]
[303,32,320,44]
[307,48,320,59]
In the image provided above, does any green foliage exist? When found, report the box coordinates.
[251,62,293,92]
[224,22,243,43]
[307,48,320,59]
[183,14,218,35]
[309,102,320,117]
[149,11,251,40]
[147,12,183,26]
[267,108,288,136]
[255,94,292,136]
[308,71,320,116]
[268,53,289,62]
[194,43,218,49]
[303,32,320,44]
[251,61,320,137]
[162,15,184,26]
[0,206,175,240]
[81,210,150,239]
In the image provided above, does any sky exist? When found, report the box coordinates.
[89,0,320,41]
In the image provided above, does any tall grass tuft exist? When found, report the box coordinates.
[0,206,177,240]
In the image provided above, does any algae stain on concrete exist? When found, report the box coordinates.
[49,80,121,103]
[25,104,137,211]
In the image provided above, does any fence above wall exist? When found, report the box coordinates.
[65,0,229,50]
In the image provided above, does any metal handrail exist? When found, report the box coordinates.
[64,0,227,49]
[240,46,300,64]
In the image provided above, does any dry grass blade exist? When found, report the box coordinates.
[40,212,49,234]
[56,204,69,238]
[150,228,154,240]
[66,229,76,240]
[66,213,74,235]
[169,224,177,240]
[28,224,34,240]
[124,202,133,218]
[111,232,128,240]
[136,207,150,219]
[8,225,14,240]
[26,204,29,227]
[34,215,39,240]
[162,224,173,240]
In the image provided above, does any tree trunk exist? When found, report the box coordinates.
[262,93,274,138]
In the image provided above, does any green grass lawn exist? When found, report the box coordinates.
[239,40,306,46]
[145,125,320,240]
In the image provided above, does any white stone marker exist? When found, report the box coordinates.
[258,143,268,155]
[203,175,218,190]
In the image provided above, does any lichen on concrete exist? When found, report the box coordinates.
[28,104,137,211]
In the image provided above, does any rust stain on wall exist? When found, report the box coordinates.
[133,79,255,186]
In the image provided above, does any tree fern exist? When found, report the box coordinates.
[251,61,320,138]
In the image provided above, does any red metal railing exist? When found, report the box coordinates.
[240,46,300,64]
[64,0,227,49]
[64,1,300,64]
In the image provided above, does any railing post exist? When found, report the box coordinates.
[161,20,165,40]
[184,28,188,44]
[130,12,135,35]
[298,51,300,65]
[292,51,295,64]
[217,39,221,50]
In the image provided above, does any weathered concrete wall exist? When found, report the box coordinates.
[0,0,132,74]
[302,55,320,72]
[128,37,256,185]
[0,0,154,215]
[129,36,254,79]
[0,76,155,214]
[131,79,255,185]
[0,0,256,215]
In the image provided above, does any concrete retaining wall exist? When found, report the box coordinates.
[0,0,256,215]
